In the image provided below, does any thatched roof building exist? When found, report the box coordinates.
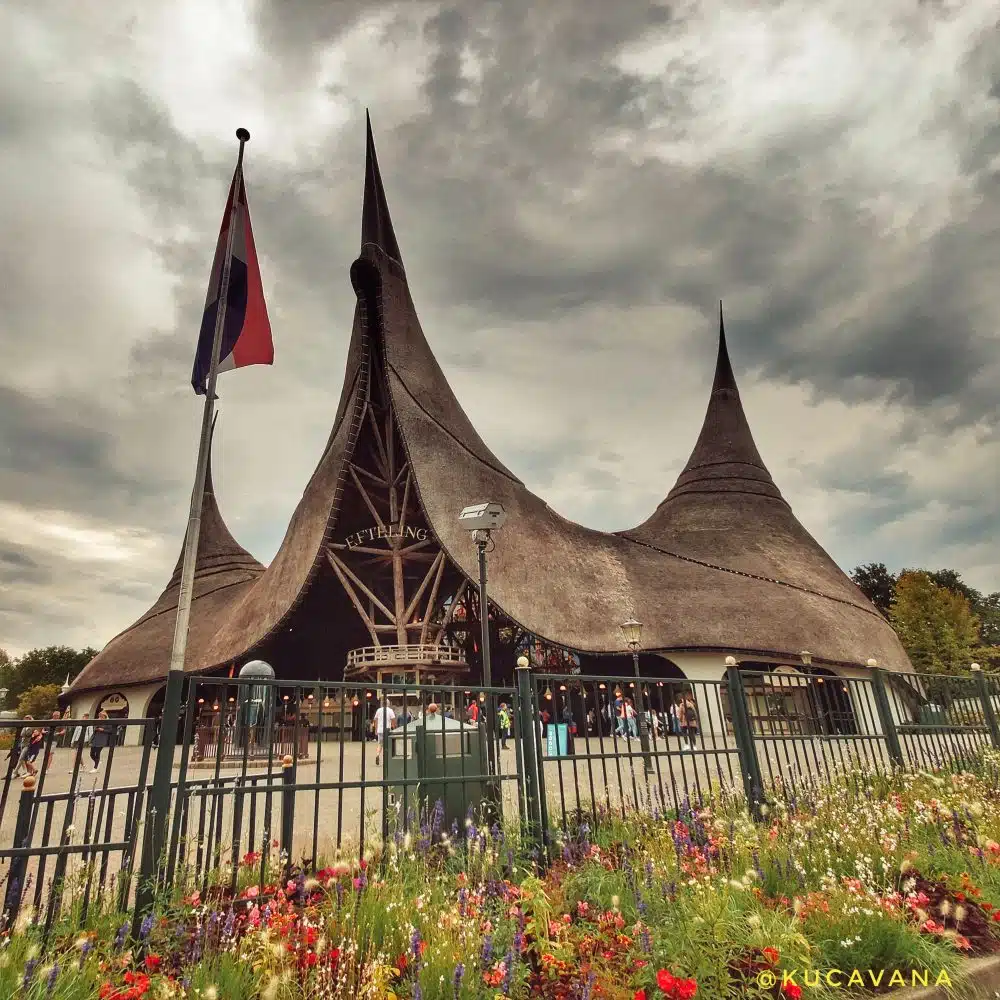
[70,117,909,699]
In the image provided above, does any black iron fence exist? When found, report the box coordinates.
[2,663,999,934]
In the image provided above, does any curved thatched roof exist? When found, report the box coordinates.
[71,436,264,693]
[74,116,910,694]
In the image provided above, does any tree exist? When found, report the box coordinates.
[4,646,97,704]
[890,571,979,678]
[850,563,897,618]
[0,648,12,689]
[16,683,62,719]
[972,592,1000,648]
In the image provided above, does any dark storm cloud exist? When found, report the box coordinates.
[0,384,170,515]
[0,544,51,588]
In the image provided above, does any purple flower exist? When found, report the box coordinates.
[502,949,515,995]
[481,934,493,966]
[453,962,465,998]
[411,926,422,959]
[46,962,59,993]
[22,960,37,991]
[139,913,155,940]
[113,922,129,949]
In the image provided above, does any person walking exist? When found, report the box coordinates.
[625,699,638,740]
[372,698,396,766]
[497,702,512,749]
[89,712,111,772]
[46,710,65,771]
[7,721,28,779]
[21,720,44,777]
[681,694,699,750]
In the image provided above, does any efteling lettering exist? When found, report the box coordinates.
[344,523,429,548]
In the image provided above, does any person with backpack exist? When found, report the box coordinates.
[681,694,699,750]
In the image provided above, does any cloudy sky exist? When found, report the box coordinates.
[1,0,998,657]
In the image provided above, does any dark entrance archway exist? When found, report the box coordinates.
[801,666,857,735]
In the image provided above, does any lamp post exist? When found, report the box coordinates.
[620,618,653,774]
[459,502,507,777]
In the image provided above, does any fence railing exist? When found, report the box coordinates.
[3,663,999,937]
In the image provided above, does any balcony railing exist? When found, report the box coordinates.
[345,644,468,674]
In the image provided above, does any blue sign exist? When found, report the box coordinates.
[546,723,569,757]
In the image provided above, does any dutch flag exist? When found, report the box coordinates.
[191,165,273,394]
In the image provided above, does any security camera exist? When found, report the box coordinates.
[458,502,507,532]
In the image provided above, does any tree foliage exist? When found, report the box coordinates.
[851,563,897,617]
[0,646,97,704]
[16,684,62,719]
[890,571,979,676]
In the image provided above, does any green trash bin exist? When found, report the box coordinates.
[383,724,419,821]
[413,712,486,829]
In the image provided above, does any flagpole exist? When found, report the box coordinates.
[168,127,249,677]
[139,129,250,924]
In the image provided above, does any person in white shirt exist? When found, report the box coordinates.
[372,699,396,765]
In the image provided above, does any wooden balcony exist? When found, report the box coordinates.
[345,644,469,677]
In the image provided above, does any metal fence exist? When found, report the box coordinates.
[0,717,155,935]
[2,663,999,935]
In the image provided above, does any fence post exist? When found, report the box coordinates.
[870,668,904,768]
[725,665,765,821]
[2,776,36,927]
[515,662,543,845]
[280,754,296,874]
[971,664,1000,748]
[136,667,185,920]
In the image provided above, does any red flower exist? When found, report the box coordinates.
[673,979,698,999]
[762,947,780,965]
[657,969,676,992]
[991,911,1000,923]
[635,992,647,1000]
[783,983,803,999]
[144,955,161,972]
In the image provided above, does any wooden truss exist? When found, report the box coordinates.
[326,371,464,651]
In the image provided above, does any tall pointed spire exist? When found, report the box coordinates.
[361,111,402,264]
[660,305,784,505]
[713,300,738,394]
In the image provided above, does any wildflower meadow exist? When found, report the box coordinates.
[7,754,1000,999]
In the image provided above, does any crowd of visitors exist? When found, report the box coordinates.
[5,709,116,780]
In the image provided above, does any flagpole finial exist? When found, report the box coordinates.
[236,128,250,143]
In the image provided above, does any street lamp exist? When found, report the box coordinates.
[459,501,507,776]
[619,618,653,774]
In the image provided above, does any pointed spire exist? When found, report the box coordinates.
[713,300,738,394]
[361,111,402,264]
[660,305,785,505]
